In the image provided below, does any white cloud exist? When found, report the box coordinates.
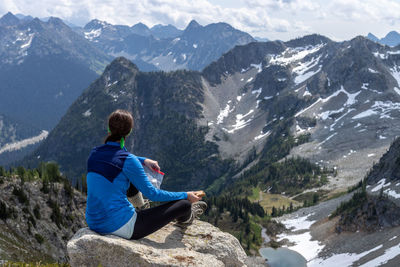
[0,0,399,41]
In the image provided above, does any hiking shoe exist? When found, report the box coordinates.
[177,201,208,225]
[192,201,207,218]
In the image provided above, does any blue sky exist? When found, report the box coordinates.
[1,0,400,41]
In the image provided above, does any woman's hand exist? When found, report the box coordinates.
[187,191,201,203]
[144,159,160,171]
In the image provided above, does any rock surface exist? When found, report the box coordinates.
[68,220,263,267]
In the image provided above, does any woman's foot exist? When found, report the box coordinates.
[192,201,207,218]
[177,201,208,225]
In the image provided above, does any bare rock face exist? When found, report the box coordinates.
[67,220,255,267]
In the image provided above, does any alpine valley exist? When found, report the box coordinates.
[14,30,400,265]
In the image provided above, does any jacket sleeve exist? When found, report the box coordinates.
[136,156,146,164]
[122,154,187,202]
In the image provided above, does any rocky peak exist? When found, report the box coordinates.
[0,12,20,26]
[47,16,66,27]
[105,56,139,75]
[285,34,332,48]
[84,19,110,30]
[26,17,45,31]
[367,33,380,43]
[381,31,400,47]
[67,220,266,266]
[184,19,201,32]
[131,22,151,36]
[150,24,182,39]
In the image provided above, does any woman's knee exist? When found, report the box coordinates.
[177,199,192,211]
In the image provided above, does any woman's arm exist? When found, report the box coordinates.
[123,154,187,202]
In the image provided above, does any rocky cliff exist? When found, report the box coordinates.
[0,173,86,263]
[67,220,267,267]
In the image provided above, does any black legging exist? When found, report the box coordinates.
[130,199,192,240]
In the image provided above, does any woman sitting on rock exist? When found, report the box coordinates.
[85,109,207,240]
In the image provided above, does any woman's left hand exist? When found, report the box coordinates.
[144,159,160,171]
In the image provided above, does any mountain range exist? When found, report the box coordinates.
[77,18,255,71]
[23,33,400,196]
[0,11,256,166]
[367,31,400,47]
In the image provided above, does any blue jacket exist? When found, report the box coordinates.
[85,141,188,234]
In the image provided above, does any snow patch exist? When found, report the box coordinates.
[295,86,357,118]
[371,178,391,192]
[250,63,262,73]
[368,68,378,74]
[292,55,322,84]
[359,244,400,267]
[319,132,337,145]
[0,130,48,154]
[172,37,180,44]
[20,33,34,49]
[247,77,254,83]
[352,101,400,120]
[303,89,312,97]
[216,102,234,124]
[269,43,325,66]
[390,65,400,88]
[84,28,102,41]
[224,110,254,133]
[252,87,262,98]
[373,51,386,59]
[254,130,271,141]
[384,189,400,199]
[192,44,197,48]
[309,244,383,267]
[319,108,344,120]
[83,109,92,117]
[277,213,323,262]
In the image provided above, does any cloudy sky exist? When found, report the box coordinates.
[1,0,399,41]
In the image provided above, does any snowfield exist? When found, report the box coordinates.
[0,130,48,154]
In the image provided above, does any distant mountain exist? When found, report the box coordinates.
[255,36,269,42]
[0,12,114,164]
[0,12,20,26]
[78,19,256,71]
[150,24,182,39]
[367,33,379,43]
[0,12,110,131]
[367,31,400,47]
[131,22,152,36]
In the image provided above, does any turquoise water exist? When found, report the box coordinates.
[259,247,307,267]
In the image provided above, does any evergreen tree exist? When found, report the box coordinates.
[313,193,319,204]
[271,206,277,217]
[0,166,5,177]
